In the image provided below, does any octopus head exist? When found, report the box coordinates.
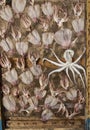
[64,49,74,63]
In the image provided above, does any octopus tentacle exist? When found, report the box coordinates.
[48,66,66,79]
[65,67,73,83]
[72,66,85,88]
[74,64,86,80]
[43,58,63,67]
[70,65,77,84]
[73,48,86,64]
[50,49,65,64]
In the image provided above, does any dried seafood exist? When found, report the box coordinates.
[54,28,78,49]
[43,48,86,87]
[0,5,13,22]
[0,0,85,121]
[12,0,26,14]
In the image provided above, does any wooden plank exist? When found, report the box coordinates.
[5,128,84,130]
[87,0,90,118]
[7,116,85,121]
[6,119,85,129]
[5,129,46,130]
[54,129,84,130]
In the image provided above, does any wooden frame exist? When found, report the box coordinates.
[0,0,90,130]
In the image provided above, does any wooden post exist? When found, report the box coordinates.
[87,0,90,118]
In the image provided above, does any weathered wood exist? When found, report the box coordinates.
[7,116,85,120]
[87,0,90,118]
[6,119,85,129]
[5,129,84,130]
[5,129,46,130]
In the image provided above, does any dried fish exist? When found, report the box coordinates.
[34,87,46,99]
[42,32,54,48]
[12,0,26,14]
[11,26,21,41]
[26,96,39,113]
[19,95,28,108]
[28,49,40,65]
[72,18,84,35]
[49,81,59,97]
[60,74,69,90]
[2,84,10,95]
[3,95,16,112]
[41,109,53,121]
[3,68,18,85]
[41,2,54,19]
[40,18,49,32]
[0,5,13,22]
[57,102,69,118]
[74,102,84,113]
[16,57,25,71]
[0,52,11,70]
[44,95,59,109]
[39,74,48,89]
[27,4,40,22]
[0,20,8,37]
[54,28,78,49]
[11,87,19,97]
[28,29,41,45]
[16,42,28,56]
[66,88,77,101]
[21,14,32,29]
[19,70,33,85]
[0,0,6,6]
[0,37,14,54]
[53,6,68,27]
[73,2,84,17]
[30,64,42,77]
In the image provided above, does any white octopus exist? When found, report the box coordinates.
[43,48,86,88]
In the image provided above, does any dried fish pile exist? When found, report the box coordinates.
[0,0,86,121]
